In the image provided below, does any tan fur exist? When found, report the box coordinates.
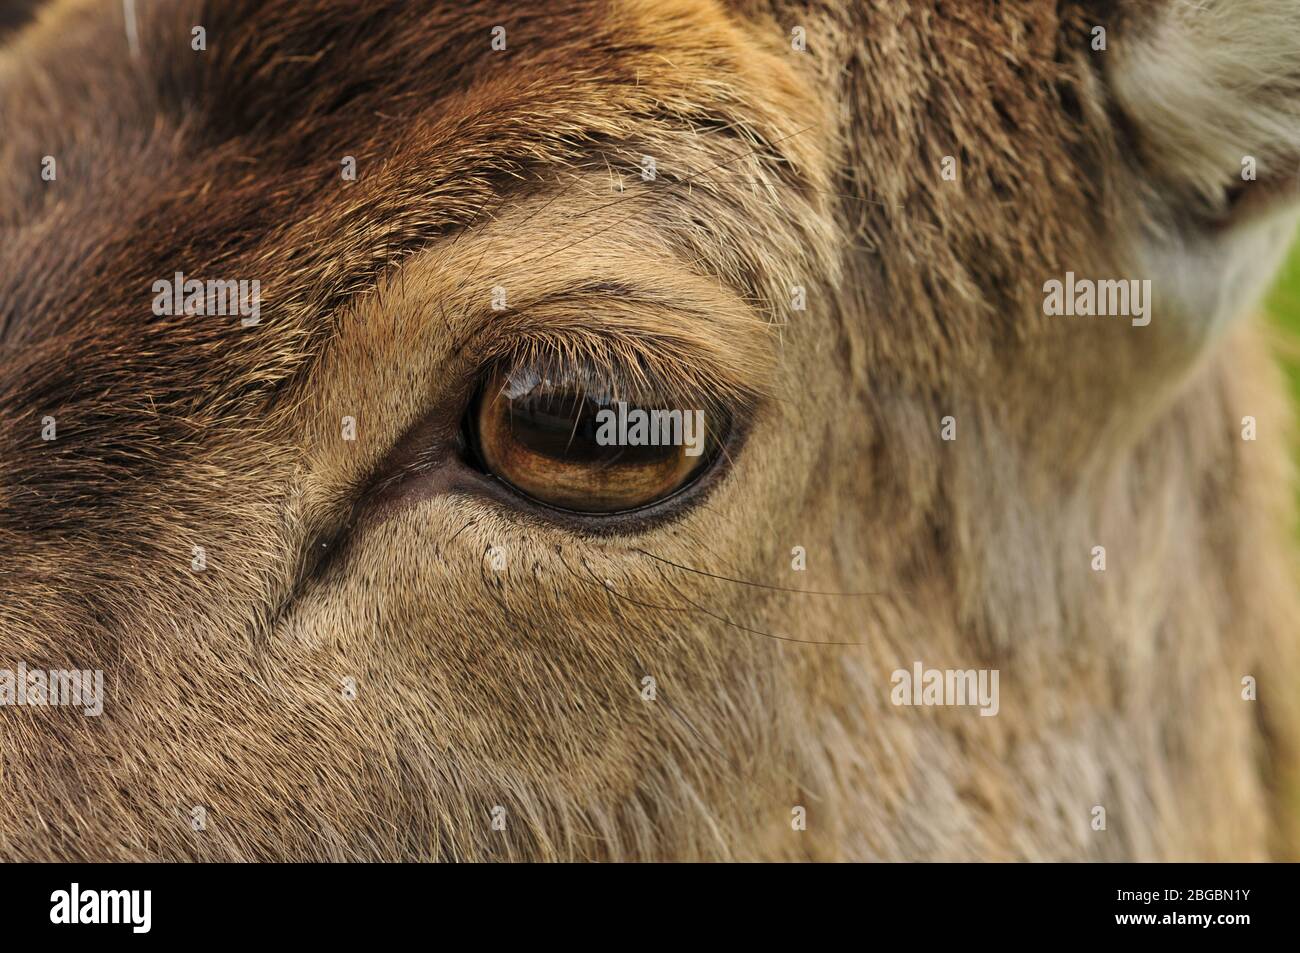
[0,0,1297,860]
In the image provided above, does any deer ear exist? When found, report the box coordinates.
[1105,0,1300,336]
[1110,1,1300,216]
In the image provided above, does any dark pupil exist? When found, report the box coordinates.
[505,387,689,466]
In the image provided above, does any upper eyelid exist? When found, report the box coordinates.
[453,289,776,412]
[482,353,739,427]
[315,178,778,398]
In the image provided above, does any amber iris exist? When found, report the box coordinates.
[471,365,717,513]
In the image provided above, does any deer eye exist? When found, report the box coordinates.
[466,362,724,514]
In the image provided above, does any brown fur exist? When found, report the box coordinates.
[0,0,1297,860]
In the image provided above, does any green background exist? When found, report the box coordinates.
[1270,233,1300,405]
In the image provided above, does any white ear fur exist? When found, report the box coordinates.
[1108,1,1300,344]
[1111,0,1300,208]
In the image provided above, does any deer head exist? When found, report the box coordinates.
[0,0,1297,860]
